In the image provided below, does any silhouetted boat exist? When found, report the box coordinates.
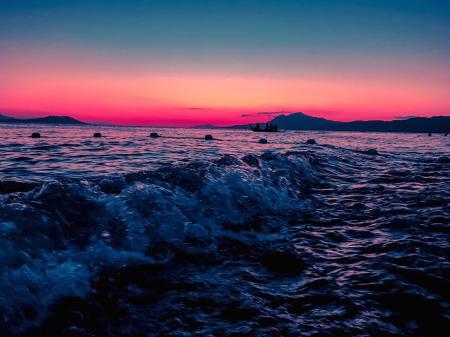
[250,122,279,132]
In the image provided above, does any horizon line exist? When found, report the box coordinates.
[1,111,449,128]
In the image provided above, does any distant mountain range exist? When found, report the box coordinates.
[1,112,448,132]
[220,112,450,133]
[193,124,216,129]
[0,114,87,125]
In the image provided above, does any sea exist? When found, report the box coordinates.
[0,124,449,336]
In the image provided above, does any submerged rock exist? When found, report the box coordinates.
[366,148,378,155]
[306,139,316,145]
[259,138,268,144]
[437,156,449,163]
[93,132,102,138]
[31,132,41,138]
[150,132,159,138]
[204,134,214,140]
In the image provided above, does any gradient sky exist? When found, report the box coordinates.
[1,0,449,126]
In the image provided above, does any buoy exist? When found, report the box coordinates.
[259,138,268,144]
[204,134,214,140]
[31,132,41,138]
[93,132,102,138]
[150,132,159,138]
[366,148,378,155]
[306,139,316,145]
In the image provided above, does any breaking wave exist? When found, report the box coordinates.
[1,137,449,337]
[0,151,318,335]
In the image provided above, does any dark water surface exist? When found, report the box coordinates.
[0,125,449,336]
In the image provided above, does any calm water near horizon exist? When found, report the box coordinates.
[0,124,449,336]
[1,124,448,181]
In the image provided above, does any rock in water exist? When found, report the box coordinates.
[437,156,449,163]
[150,132,159,138]
[31,132,41,138]
[306,139,316,145]
[204,134,214,140]
[259,138,268,144]
[93,132,102,138]
[366,148,378,155]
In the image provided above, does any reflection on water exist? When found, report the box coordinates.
[0,124,449,336]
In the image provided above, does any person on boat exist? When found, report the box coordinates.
[268,122,277,132]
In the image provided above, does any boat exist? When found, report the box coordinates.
[250,122,279,132]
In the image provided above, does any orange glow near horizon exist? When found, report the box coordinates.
[1,47,449,126]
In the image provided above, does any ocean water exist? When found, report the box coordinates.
[0,124,449,336]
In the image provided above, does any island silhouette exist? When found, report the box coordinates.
[1,112,449,133]
[0,114,86,125]
[221,112,450,133]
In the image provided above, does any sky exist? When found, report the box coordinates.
[1,0,449,126]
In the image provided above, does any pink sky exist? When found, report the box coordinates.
[1,47,449,126]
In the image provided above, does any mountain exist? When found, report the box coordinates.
[0,115,87,125]
[272,113,336,130]
[270,112,450,133]
[220,112,450,132]
[193,124,216,129]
